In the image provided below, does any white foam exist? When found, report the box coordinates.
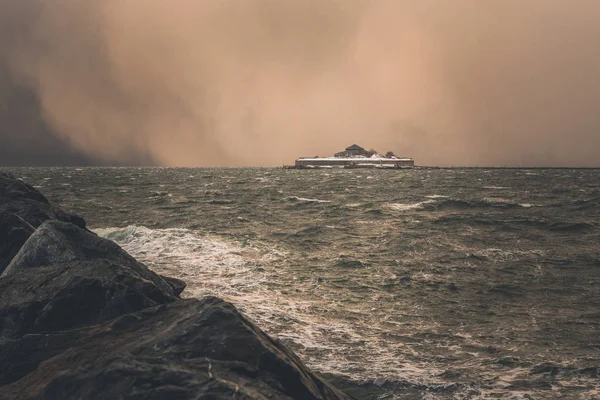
[472,247,545,262]
[94,225,446,386]
[286,196,331,203]
[388,200,435,211]
[95,226,247,272]
[483,198,535,208]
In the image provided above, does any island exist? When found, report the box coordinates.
[288,144,414,169]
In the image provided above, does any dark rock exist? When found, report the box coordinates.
[0,212,35,275]
[0,298,351,399]
[2,220,174,301]
[0,172,86,230]
[0,259,176,340]
[160,275,187,297]
[0,172,49,205]
[0,172,88,274]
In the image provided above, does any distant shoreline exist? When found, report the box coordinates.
[2,165,600,170]
[415,166,600,170]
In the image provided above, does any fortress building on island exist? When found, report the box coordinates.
[291,144,414,169]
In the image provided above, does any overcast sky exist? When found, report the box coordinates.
[1,1,600,167]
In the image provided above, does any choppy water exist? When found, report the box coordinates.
[7,167,600,399]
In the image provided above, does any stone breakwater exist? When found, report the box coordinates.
[0,171,352,400]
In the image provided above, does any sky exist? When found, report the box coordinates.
[1,0,600,167]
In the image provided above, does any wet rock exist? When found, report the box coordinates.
[2,220,174,300]
[0,172,87,274]
[0,298,351,399]
[0,259,176,340]
[0,172,49,205]
[0,212,35,275]
[160,275,187,297]
[0,172,86,229]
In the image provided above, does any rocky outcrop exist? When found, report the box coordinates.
[0,172,351,400]
[0,172,86,274]
[0,212,34,277]
[2,220,176,299]
[0,172,87,229]
[0,298,349,400]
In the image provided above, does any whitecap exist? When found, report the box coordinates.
[95,225,247,271]
[286,196,331,203]
[388,200,435,211]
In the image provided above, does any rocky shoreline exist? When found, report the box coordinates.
[0,171,353,399]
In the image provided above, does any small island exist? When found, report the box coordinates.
[288,144,414,169]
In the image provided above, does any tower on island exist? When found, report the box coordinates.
[334,144,372,158]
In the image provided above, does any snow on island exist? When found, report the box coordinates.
[290,144,414,169]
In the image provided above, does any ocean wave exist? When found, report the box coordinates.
[285,196,331,203]
[93,224,447,388]
[208,199,235,205]
[388,200,435,211]
[435,198,530,210]
[386,197,535,213]
[149,191,171,197]
[432,214,596,232]
[94,225,247,270]
[568,196,600,211]
[334,256,370,268]
[546,221,596,233]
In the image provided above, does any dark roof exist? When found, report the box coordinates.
[345,144,365,151]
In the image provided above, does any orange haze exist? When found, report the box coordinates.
[4,0,600,166]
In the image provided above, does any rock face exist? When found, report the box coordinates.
[0,172,87,229]
[0,172,351,400]
[0,172,86,275]
[0,212,34,278]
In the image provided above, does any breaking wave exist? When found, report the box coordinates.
[285,196,331,203]
[387,197,535,212]
[94,225,460,389]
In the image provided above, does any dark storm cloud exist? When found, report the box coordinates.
[0,62,93,166]
[0,65,155,166]
[0,1,155,166]
[1,0,600,166]
[0,1,82,166]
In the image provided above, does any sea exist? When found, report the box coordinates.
[6,167,600,400]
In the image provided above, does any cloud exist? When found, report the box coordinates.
[2,0,600,166]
